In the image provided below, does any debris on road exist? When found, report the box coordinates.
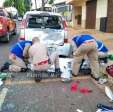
[96,104,113,112]
[0,73,8,80]
[76,109,84,112]
[0,88,8,111]
[105,86,113,102]
[80,87,92,94]
[70,81,92,94]
[60,58,72,82]
[108,54,113,61]
[70,82,78,92]
[0,79,3,86]
[98,78,108,85]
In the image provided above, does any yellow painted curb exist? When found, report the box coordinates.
[5,76,90,85]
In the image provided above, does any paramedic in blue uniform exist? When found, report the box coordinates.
[9,40,32,72]
[97,40,108,58]
[72,34,101,80]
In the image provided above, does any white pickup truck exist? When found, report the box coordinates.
[19,11,72,57]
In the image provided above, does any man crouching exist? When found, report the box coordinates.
[28,37,60,81]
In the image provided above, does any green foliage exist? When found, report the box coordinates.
[49,0,54,4]
[24,0,31,12]
[14,0,26,16]
[4,0,31,16]
[3,0,14,7]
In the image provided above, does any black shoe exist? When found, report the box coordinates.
[0,62,11,72]
[55,68,61,73]
[97,104,113,110]
[99,57,108,63]
[0,66,7,72]
[34,74,42,82]
[0,65,9,72]
[20,68,27,72]
[55,68,62,77]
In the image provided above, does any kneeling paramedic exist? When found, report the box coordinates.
[72,34,101,80]
[28,37,60,73]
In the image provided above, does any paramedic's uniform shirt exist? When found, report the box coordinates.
[72,34,95,47]
[10,41,32,59]
[97,40,108,53]
[29,42,48,65]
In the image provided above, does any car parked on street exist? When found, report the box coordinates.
[0,8,16,42]
[19,11,72,57]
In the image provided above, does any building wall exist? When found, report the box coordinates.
[96,0,108,30]
[0,0,5,7]
[69,0,110,31]
[69,1,86,28]
[86,0,97,29]
[106,0,113,33]
[81,0,108,30]
[81,2,86,28]
[75,7,81,16]
[71,7,76,27]
[70,6,80,27]
[75,6,82,25]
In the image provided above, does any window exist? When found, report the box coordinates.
[27,15,63,29]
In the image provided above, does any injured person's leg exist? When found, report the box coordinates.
[50,52,60,69]
[9,54,26,68]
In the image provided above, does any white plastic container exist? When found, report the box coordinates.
[61,65,72,82]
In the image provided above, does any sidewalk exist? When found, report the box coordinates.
[68,27,113,51]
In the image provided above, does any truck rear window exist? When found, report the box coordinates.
[27,15,63,29]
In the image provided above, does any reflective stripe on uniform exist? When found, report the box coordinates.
[34,59,48,66]
[98,43,104,51]
[84,39,95,43]
[17,43,24,51]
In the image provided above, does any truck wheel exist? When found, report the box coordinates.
[13,28,17,35]
[4,32,10,42]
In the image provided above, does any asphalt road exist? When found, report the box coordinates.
[1,79,113,112]
[0,35,18,67]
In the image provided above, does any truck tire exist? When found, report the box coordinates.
[13,23,17,35]
[13,28,17,35]
[4,32,10,42]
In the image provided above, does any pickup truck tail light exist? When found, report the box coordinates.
[63,20,68,43]
[0,23,3,30]
[19,35,25,40]
[19,30,25,40]
[0,22,6,32]
[20,19,27,29]
[20,19,26,40]
[63,20,67,30]
[64,38,68,43]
